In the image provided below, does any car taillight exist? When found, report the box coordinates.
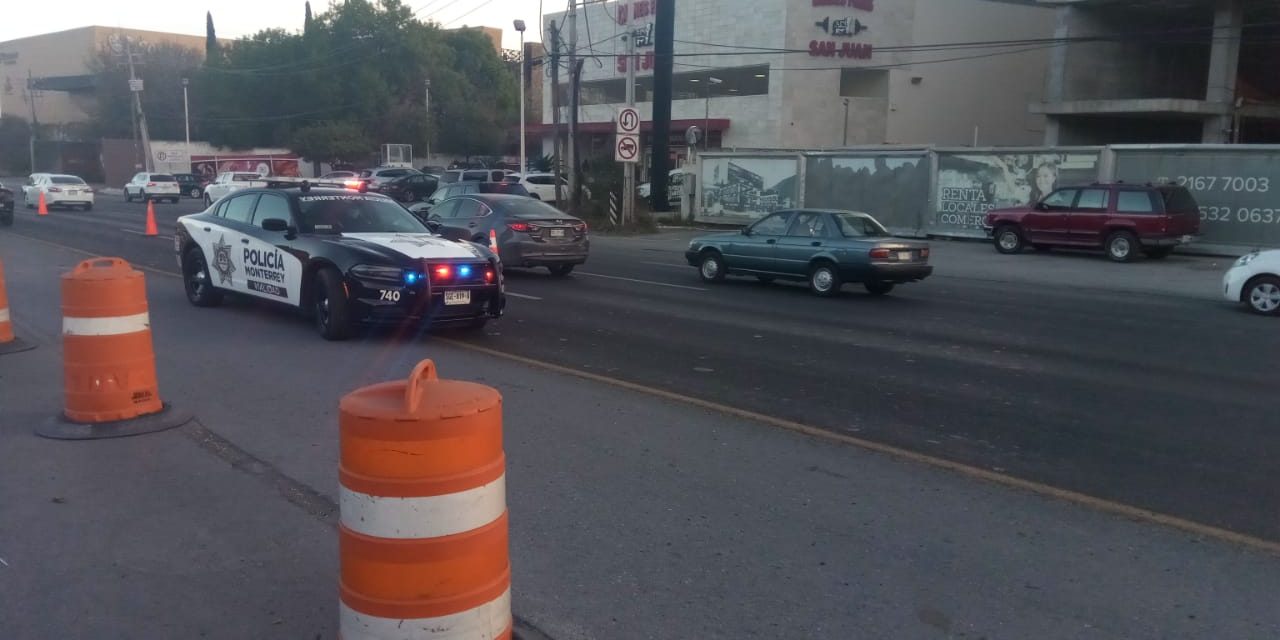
[147,182,156,187]
[573,222,587,233]
[869,248,891,260]
[433,265,452,280]
[343,180,360,189]
[485,269,495,283]
[508,222,531,232]
[47,187,62,193]
[920,248,930,259]
[84,187,94,193]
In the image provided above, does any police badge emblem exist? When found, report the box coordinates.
[212,235,235,285]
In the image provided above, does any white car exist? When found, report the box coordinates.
[503,172,588,202]
[1223,249,1280,316]
[359,166,422,189]
[203,172,271,205]
[24,173,95,211]
[124,172,181,204]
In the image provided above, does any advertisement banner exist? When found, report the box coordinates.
[804,154,930,235]
[699,156,800,220]
[932,151,1101,237]
[1112,148,1280,250]
[190,156,301,182]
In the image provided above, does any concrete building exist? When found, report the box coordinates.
[1029,0,1280,144]
[0,27,212,134]
[537,0,1058,170]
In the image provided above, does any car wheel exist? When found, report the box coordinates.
[994,226,1024,254]
[1244,276,1280,316]
[204,194,213,208]
[313,268,353,341]
[756,276,775,284]
[1144,247,1173,259]
[125,190,133,203]
[865,282,895,295]
[140,190,149,203]
[1105,230,1138,263]
[698,250,726,283]
[190,187,202,198]
[548,264,575,277]
[183,248,224,307]
[809,261,842,297]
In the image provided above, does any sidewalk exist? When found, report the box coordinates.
[2,232,1278,639]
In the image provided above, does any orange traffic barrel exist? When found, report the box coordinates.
[36,257,189,440]
[0,257,36,356]
[339,359,511,639]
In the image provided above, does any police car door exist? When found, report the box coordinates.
[187,193,259,295]
[240,192,304,307]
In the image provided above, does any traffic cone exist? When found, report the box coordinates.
[35,257,190,439]
[0,258,35,355]
[145,200,159,236]
[489,228,499,256]
[37,191,49,216]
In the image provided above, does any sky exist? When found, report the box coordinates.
[0,0,550,50]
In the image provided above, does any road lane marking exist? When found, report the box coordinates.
[575,271,706,291]
[120,228,174,239]
[640,261,689,269]
[438,338,1280,557]
[506,292,542,300]
[10,230,1280,556]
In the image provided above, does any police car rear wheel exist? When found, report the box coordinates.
[314,268,353,341]
[183,248,223,307]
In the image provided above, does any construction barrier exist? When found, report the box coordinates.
[0,258,35,355]
[36,257,190,439]
[339,359,511,640]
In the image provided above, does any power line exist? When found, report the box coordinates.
[442,0,498,27]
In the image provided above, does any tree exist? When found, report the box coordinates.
[290,121,374,166]
[88,42,205,141]
[304,2,314,36]
[206,12,219,61]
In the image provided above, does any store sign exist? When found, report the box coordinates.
[810,0,874,59]
[615,0,656,26]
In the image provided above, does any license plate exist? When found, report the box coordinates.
[67,190,78,195]
[897,251,913,261]
[444,290,471,306]
[550,228,567,238]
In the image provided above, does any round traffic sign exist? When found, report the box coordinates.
[618,108,640,134]
[617,136,639,161]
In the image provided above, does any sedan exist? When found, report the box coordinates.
[376,173,440,203]
[1223,249,1280,316]
[25,174,95,211]
[1,182,14,226]
[685,209,932,296]
[426,194,588,276]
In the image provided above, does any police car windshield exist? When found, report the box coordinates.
[297,195,429,235]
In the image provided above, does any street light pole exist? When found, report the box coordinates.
[514,20,527,175]
[842,98,849,147]
[182,77,191,166]
[424,78,432,165]
[704,77,722,150]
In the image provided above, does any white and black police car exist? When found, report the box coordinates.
[174,181,505,340]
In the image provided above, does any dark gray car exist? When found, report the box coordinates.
[425,194,589,276]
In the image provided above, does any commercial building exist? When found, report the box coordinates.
[538,0,1058,169]
[1029,0,1280,144]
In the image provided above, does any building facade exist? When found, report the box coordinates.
[1030,0,1280,144]
[538,0,1057,169]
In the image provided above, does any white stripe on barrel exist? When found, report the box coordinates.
[0,308,9,323]
[62,312,150,337]
[340,588,510,640]
[340,473,506,539]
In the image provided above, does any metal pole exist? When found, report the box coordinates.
[842,99,849,147]
[704,83,710,151]
[125,36,153,172]
[623,31,636,226]
[518,30,526,176]
[567,0,579,214]
[26,69,38,172]
[424,78,432,165]
[183,78,191,166]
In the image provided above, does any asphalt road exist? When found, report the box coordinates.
[5,191,1279,545]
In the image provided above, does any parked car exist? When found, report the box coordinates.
[638,168,689,207]
[174,173,208,199]
[358,166,421,190]
[320,170,359,180]
[685,209,932,296]
[425,194,588,276]
[411,181,531,215]
[983,182,1201,262]
[375,173,440,203]
[203,172,271,206]
[440,168,507,184]
[124,172,181,204]
[0,181,14,226]
[1223,249,1280,316]
[25,174,95,211]
[502,172,592,202]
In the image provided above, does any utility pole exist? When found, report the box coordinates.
[183,77,191,165]
[549,20,564,204]
[842,99,850,147]
[424,78,432,165]
[26,70,38,172]
[623,30,636,226]
[124,36,154,172]
[566,0,579,215]
[651,0,675,213]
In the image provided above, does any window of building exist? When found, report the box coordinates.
[573,64,770,106]
[839,69,889,98]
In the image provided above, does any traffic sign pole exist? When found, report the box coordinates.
[622,31,636,226]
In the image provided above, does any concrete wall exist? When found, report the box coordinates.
[1059,7,1211,101]
[887,0,1054,146]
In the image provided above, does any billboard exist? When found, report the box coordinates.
[700,156,800,220]
[932,151,1101,236]
[190,156,301,182]
[804,154,930,235]
[1112,148,1280,250]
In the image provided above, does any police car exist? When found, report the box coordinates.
[174,182,505,340]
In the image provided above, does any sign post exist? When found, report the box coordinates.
[619,31,639,225]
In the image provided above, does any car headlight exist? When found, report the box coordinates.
[350,264,406,283]
[1236,252,1259,267]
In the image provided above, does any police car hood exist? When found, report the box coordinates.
[338,233,484,260]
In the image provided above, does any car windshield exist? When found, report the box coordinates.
[296,194,429,234]
[834,213,890,237]
[51,176,86,185]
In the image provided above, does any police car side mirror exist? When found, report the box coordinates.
[262,218,291,233]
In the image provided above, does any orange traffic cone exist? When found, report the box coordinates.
[489,228,499,256]
[145,200,159,236]
[0,258,31,355]
[37,191,49,216]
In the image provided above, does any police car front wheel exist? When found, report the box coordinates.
[313,268,354,341]
[183,248,224,307]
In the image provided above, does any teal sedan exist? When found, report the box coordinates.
[684,210,933,296]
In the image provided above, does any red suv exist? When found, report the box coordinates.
[983,183,1201,262]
